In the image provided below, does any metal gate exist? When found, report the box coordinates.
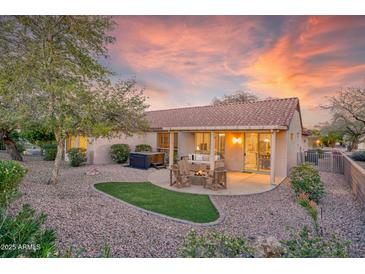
[297,150,344,174]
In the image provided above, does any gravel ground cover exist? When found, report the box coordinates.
[2,153,365,257]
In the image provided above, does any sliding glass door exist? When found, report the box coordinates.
[244,133,271,173]
[244,133,258,171]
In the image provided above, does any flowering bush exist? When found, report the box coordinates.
[290,163,324,203]
[298,192,319,232]
[0,160,27,207]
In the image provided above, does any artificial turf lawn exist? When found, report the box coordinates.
[94,182,219,223]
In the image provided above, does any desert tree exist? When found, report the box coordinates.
[1,16,149,184]
[325,87,365,125]
[212,90,259,105]
[322,87,365,151]
[0,25,35,161]
[329,115,365,151]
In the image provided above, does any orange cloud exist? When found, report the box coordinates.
[109,16,365,127]
[242,16,365,108]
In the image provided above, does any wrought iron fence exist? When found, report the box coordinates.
[297,150,344,174]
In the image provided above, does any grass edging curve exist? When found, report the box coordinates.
[92,182,225,226]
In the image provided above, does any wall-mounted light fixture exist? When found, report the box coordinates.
[264,138,270,143]
[232,137,242,144]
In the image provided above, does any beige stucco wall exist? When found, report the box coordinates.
[286,110,302,173]
[225,132,244,171]
[92,132,157,165]
[177,132,195,160]
[90,111,302,183]
[302,136,309,151]
[274,130,288,183]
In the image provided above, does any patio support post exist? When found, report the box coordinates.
[210,131,215,170]
[270,130,277,185]
[64,140,67,161]
[75,135,80,148]
[169,131,174,168]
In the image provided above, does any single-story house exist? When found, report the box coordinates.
[65,97,304,185]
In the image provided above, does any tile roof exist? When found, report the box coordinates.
[146,97,301,130]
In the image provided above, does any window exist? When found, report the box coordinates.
[215,133,226,159]
[157,132,178,149]
[157,132,169,149]
[66,136,76,151]
[157,132,178,163]
[195,132,210,154]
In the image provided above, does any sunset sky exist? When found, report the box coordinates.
[107,16,365,128]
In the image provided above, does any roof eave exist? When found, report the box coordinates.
[160,125,288,131]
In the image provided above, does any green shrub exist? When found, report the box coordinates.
[0,160,27,208]
[42,143,58,161]
[110,144,130,164]
[20,128,55,146]
[0,204,57,258]
[178,229,254,258]
[67,148,87,167]
[290,163,324,203]
[351,151,365,161]
[281,226,350,258]
[135,144,152,152]
[15,142,26,154]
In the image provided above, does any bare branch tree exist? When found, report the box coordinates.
[212,90,259,105]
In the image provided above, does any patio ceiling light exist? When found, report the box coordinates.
[232,137,242,144]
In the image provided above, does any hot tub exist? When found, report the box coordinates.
[129,152,165,169]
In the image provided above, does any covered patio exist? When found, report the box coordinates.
[148,169,277,196]
[163,126,283,185]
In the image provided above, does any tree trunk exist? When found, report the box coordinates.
[0,129,23,161]
[3,138,23,161]
[48,132,64,185]
[347,141,359,152]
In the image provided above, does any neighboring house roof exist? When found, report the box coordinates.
[146,97,302,131]
[302,129,313,136]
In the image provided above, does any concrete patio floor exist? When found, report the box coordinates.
[148,169,278,195]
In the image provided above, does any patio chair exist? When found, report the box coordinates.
[204,167,227,191]
[208,160,225,176]
[178,159,192,176]
[172,164,191,188]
